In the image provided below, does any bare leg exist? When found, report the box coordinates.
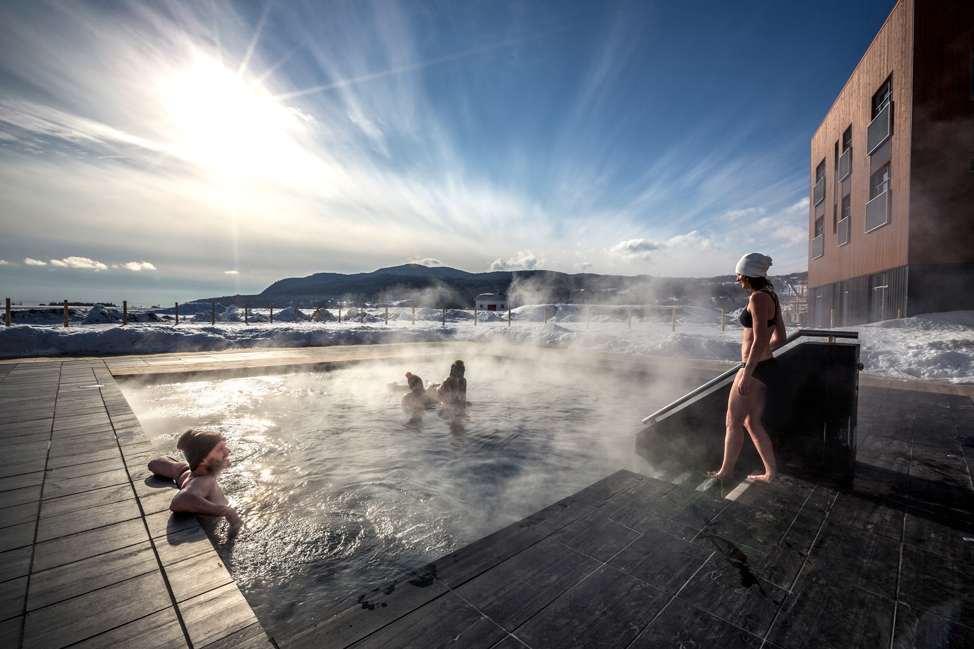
[711,371,751,480]
[744,383,777,483]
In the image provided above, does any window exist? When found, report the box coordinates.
[873,78,891,118]
[869,272,889,322]
[870,163,890,198]
[841,195,851,219]
[814,216,824,237]
[842,126,852,152]
[813,159,826,205]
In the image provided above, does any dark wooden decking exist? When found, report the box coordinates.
[274,383,974,648]
[2,347,972,648]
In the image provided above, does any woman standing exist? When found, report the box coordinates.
[711,253,786,484]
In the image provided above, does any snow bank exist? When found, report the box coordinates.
[1,306,972,384]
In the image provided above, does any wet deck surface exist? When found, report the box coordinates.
[1,346,972,648]
[274,383,974,648]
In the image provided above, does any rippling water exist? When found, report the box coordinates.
[121,355,682,636]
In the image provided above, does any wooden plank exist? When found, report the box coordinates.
[514,564,669,649]
[35,498,141,542]
[179,582,262,649]
[67,607,187,649]
[22,571,172,649]
[631,597,763,649]
[39,483,134,519]
[32,518,149,572]
[345,591,505,649]
[165,551,234,603]
[454,538,600,631]
[278,572,449,649]
[27,541,158,610]
[41,467,129,500]
[608,527,714,595]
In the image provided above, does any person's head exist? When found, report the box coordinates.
[449,360,465,379]
[177,429,229,475]
[405,371,424,393]
[734,253,774,292]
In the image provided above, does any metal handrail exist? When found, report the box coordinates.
[641,328,858,425]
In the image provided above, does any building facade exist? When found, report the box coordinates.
[808,0,974,326]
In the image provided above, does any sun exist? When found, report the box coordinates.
[160,59,304,179]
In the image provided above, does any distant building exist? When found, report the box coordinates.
[779,282,808,326]
[807,0,974,326]
[475,293,508,311]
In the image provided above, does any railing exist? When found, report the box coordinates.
[837,216,850,246]
[867,103,892,154]
[812,177,825,206]
[812,234,824,259]
[641,329,859,425]
[838,147,852,181]
[865,189,890,232]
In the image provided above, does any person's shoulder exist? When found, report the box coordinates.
[184,472,217,491]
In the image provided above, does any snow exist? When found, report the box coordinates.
[2,304,973,384]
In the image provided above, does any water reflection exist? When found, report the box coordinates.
[121,356,680,636]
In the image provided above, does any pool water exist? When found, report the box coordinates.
[120,355,681,636]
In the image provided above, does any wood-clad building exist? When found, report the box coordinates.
[808,0,974,326]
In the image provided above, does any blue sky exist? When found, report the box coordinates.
[0,0,898,305]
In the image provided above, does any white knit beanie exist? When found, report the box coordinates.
[735,253,773,278]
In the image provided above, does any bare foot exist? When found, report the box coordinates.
[748,472,776,484]
[707,470,734,481]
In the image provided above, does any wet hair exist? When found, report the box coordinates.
[741,275,774,292]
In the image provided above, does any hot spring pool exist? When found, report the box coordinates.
[120,353,686,636]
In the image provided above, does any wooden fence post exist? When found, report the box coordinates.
[897,309,902,319]
[123,301,128,326]
[5,298,10,326]
[315,307,320,322]
[245,304,248,325]
[721,309,725,332]
[270,305,274,324]
[338,306,342,323]
[474,308,478,326]
[671,308,676,332]
[508,306,511,327]
[544,307,547,325]
[175,302,179,325]
[63,300,69,328]
[385,306,388,325]
[294,306,298,323]
[360,307,364,324]
[830,309,835,328]
[211,302,215,325]
[412,306,415,325]
[442,308,446,326]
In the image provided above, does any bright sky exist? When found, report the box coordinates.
[0,0,897,305]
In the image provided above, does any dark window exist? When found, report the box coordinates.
[842,126,852,151]
[842,195,851,219]
[816,159,826,182]
[870,163,890,199]
[814,216,825,237]
[873,78,892,117]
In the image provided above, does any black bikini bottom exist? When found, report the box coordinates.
[751,357,781,389]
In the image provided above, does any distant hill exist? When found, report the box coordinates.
[196,264,807,311]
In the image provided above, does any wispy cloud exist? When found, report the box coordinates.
[409,258,443,267]
[24,258,47,266]
[116,262,157,272]
[489,250,540,272]
[50,257,108,271]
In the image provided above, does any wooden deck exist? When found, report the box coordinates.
[1,346,972,648]
[274,382,974,649]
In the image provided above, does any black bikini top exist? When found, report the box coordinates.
[739,289,779,329]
